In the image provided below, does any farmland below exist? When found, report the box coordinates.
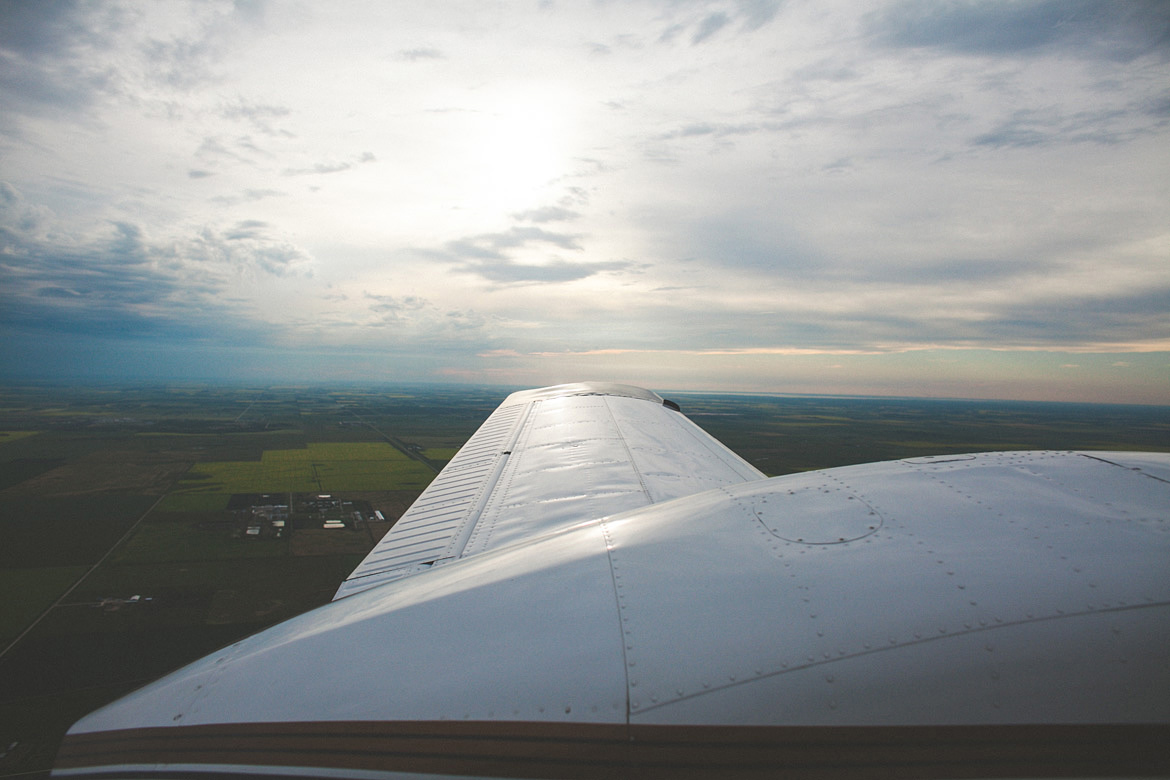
[0,382,1167,777]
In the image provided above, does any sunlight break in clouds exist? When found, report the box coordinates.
[0,0,1168,402]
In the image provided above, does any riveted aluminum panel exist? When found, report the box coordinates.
[333,400,530,599]
[70,522,627,733]
[336,383,764,598]
[603,451,1170,726]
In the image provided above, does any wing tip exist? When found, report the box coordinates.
[502,382,665,407]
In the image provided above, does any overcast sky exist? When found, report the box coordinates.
[1,0,1168,402]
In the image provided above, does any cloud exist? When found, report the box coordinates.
[969,104,1161,149]
[210,188,285,206]
[0,2,119,132]
[0,184,313,344]
[737,0,781,31]
[692,12,731,44]
[656,1,780,45]
[1,1,1167,399]
[440,226,584,261]
[869,0,1170,61]
[398,47,444,61]
[180,224,313,278]
[281,151,376,176]
[221,219,268,240]
[414,223,632,285]
[365,292,429,322]
[512,206,581,223]
[458,258,629,284]
[220,98,292,135]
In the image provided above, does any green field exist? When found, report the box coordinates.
[112,518,289,564]
[174,442,435,494]
[0,566,87,644]
[0,494,157,568]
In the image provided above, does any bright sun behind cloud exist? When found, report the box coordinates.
[453,87,577,214]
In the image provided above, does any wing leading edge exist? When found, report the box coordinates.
[334,382,764,599]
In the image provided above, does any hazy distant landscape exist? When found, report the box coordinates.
[1,383,1167,776]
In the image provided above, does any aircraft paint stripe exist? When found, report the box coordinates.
[56,721,1170,779]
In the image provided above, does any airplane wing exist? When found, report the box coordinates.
[335,383,763,598]
[54,384,1170,779]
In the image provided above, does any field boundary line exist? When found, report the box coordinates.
[0,493,167,662]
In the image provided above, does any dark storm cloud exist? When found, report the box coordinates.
[0,223,202,339]
[0,183,310,342]
[869,1,1170,61]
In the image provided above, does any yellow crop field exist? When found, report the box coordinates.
[173,442,435,494]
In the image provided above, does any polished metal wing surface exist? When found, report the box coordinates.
[334,382,765,599]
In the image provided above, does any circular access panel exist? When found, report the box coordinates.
[750,483,883,544]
